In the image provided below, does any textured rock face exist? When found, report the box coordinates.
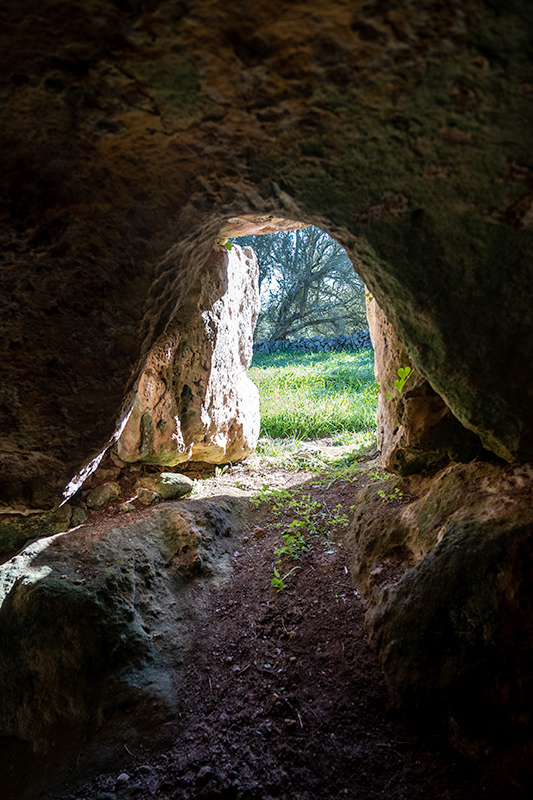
[367,296,485,474]
[1,0,532,507]
[86,480,121,508]
[348,460,533,752]
[0,0,533,763]
[115,244,260,466]
[0,499,237,751]
[0,505,72,564]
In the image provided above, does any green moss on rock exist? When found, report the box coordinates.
[0,505,72,564]
[250,6,533,459]
[137,49,224,129]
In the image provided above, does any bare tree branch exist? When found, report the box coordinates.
[234,227,367,342]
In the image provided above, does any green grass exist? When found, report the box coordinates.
[248,349,378,441]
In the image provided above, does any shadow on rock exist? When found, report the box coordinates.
[0,496,243,753]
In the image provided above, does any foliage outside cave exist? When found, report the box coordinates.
[234,226,368,343]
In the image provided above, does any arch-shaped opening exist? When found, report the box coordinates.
[60,208,490,505]
[64,215,379,492]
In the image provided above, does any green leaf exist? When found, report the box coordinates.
[393,365,412,394]
[224,240,233,250]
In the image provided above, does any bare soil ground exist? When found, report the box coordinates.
[5,445,524,800]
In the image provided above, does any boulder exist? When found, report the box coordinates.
[348,460,533,753]
[0,499,238,751]
[136,472,193,500]
[115,245,260,467]
[86,481,121,509]
[70,506,87,527]
[89,466,122,488]
[136,487,160,506]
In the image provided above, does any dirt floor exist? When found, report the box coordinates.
[3,444,527,800]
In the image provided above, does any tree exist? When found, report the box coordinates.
[234,226,368,342]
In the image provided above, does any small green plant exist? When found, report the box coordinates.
[250,485,291,507]
[386,365,412,398]
[394,366,411,393]
[274,520,309,559]
[314,457,364,489]
[331,504,349,526]
[214,237,233,250]
[367,469,385,483]
[365,468,404,502]
[377,486,404,502]
[251,484,353,590]
[271,565,300,591]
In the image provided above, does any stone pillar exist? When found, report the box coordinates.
[115,244,260,466]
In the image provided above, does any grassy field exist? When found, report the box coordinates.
[248,349,378,447]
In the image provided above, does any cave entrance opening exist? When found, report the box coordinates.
[229,224,378,457]
[62,220,378,505]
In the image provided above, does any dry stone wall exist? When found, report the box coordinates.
[253,330,372,355]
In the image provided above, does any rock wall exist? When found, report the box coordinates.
[115,243,260,466]
[0,498,238,752]
[367,295,487,474]
[348,460,533,760]
[0,0,532,767]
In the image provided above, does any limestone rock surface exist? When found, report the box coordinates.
[348,460,533,751]
[0,505,72,565]
[367,295,485,473]
[115,244,260,467]
[0,498,237,751]
[137,487,160,505]
[89,466,122,488]
[86,481,121,509]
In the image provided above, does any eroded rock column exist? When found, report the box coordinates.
[115,244,260,466]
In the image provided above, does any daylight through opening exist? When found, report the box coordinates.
[230,225,378,455]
